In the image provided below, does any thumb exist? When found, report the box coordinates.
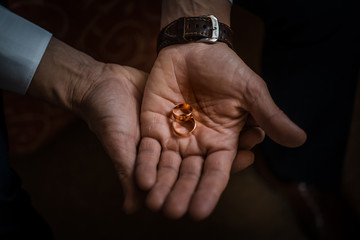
[244,76,307,148]
[118,171,142,214]
[93,128,143,214]
[111,146,143,214]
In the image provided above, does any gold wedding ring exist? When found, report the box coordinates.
[172,103,193,122]
[171,103,197,137]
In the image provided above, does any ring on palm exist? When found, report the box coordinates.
[172,103,193,122]
[172,116,197,137]
[171,103,196,136]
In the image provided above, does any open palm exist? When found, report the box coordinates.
[136,43,306,220]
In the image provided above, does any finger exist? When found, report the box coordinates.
[245,77,307,147]
[231,125,263,174]
[231,150,255,174]
[104,136,142,214]
[146,150,182,211]
[163,155,203,219]
[135,137,161,190]
[120,171,143,214]
[189,150,234,220]
[238,126,265,150]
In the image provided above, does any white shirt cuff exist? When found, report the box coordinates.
[0,6,52,94]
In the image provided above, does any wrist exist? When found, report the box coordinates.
[161,0,231,28]
[28,38,105,115]
[157,15,233,53]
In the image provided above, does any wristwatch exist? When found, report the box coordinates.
[157,15,233,53]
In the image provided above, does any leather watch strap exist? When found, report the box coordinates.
[157,15,233,53]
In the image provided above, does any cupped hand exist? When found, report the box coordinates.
[28,38,148,214]
[77,64,147,213]
[135,43,306,220]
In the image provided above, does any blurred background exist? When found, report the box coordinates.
[3,0,360,239]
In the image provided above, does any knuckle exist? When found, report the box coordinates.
[244,73,268,107]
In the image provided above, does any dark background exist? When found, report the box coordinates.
[3,0,360,239]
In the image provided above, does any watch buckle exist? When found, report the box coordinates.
[197,15,219,43]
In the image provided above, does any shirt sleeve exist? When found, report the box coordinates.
[0,5,52,94]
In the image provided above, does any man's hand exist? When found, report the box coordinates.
[28,38,147,213]
[76,64,147,213]
[135,43,306,220]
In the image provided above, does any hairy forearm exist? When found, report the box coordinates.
[27,37,104,113]
[161,0,231,28]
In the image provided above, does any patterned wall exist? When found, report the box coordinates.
[4,0,161,156]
